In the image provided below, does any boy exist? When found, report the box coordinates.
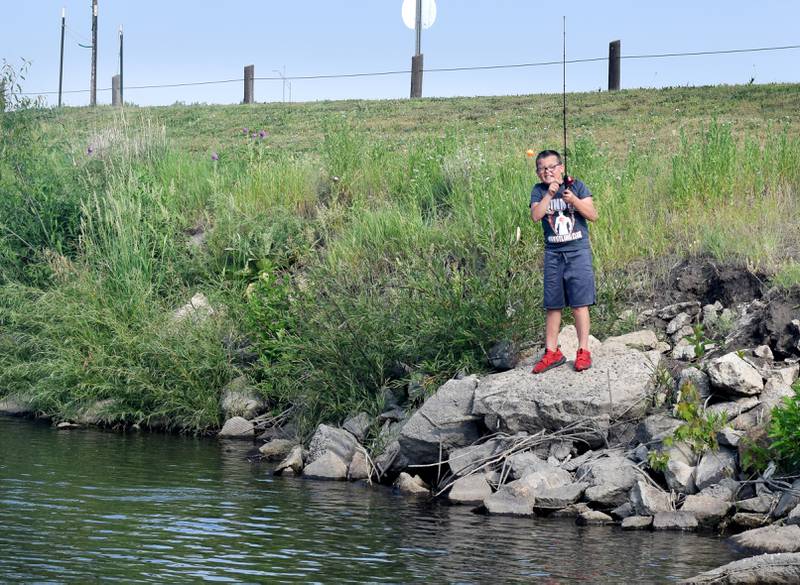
[529,150,598,373]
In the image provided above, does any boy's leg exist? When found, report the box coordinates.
[545,309,562,351]
[573,305,590,349]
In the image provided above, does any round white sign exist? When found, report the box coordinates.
[401,0,437,30]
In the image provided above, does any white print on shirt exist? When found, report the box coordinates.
[546,198,582,243]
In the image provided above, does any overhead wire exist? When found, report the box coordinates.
[19,43,800,96]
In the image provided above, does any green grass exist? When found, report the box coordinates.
[1,82,800,434]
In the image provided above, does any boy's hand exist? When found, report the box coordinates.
[562,188,576,205]
[547,181,560,197]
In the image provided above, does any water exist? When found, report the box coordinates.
[0,415,742,584]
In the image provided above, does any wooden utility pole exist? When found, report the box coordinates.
[410,0,423,98]
[112,75,121,106]
[90,0,98,106]
[58,8,65,107]
[608,40,621,91]
[244,64,254,104]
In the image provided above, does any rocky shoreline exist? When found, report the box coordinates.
[245,288,799,583]
[3,269,800,582]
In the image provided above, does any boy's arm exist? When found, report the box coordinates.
[570,195,598,222]
[530,193,553,221]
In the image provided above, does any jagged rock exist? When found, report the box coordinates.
[678,367,712,401]
[729,525,800,554]
[636,413,682,444]
[681,494,732,527]
[342,412,371,442]
[656,341,672,353]
[707,353,764,396]
[667,312,694,335]
[172,292,214,323]
[487,339,518,371]
[377,407,406,423]
[671,325,696,344]
[473,335,658,445]
[673,342,699,361]
[448,474,493,505]
[700,478,741,502]
[373,440,408,480]
[448,438,508,477]
[531,482,587,509]
[483,481,536,516]
[576,510,614,526]
[695,448,738,491]
[556,325,603,359]
[347,450,370,481]
[763,361,800,387]
[552,502,591,518]
[398,376,481,465]
[220,376,266,419]
[303,451,348,480]
[659,302,701,321]
[515,467,573,493]
[549,440,574,461]
[679,552,800,585]
[664,459,697,494]
[737,495,775,514]
[395,472,430,496]
[561,449,599,472]
[706,397,760,419]
[274,445,304,476]
[611,502,635,519]
[731,379,795,433]
[630,481,673,515]
[622,516,653,530]
[717,427,745,448]
[753,345,775,360]
[507,451,556,479]
[258,439,296,460]
[218,416,254,439]
[577,455,641,507]
[653,511,698,531]
[701,302,722,327]
[732,512,771,529]
[308,424,358,466]
[73,399,118,425]
[772,480,800,519]
[57,421,80,429]
[632,445,649,464]
[605,329,659,350]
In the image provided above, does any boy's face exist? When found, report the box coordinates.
[536,155,564,184]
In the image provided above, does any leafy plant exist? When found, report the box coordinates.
[767,380,800,471]
[662,380,727,455]
[685,324,711,360]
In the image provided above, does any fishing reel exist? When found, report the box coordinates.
[563,175,575,189]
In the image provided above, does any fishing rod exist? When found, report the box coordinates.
[562,16,574,189]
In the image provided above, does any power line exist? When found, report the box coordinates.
[20,43,800,96]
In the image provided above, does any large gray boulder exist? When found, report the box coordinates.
[707,353,764,396]
[473,337,659,444]
[303,451,349,480]
[220,376,266,419]
[664,459,697,494]
[653,511,698,531]
[630,480,673,515]
[534,482,588,509]
[577,454,641,507]
[680,553,800,585]
[604,329,659,350]
[447,437,509,477]
[772,480,800,519]
[308,424,358,466]
[448,474,493,505]
[398,376,482,465]
[729,525,800,554]
[483,479,537,516]
[0,394,34,415]
[507,451,558,480]
[681,494,733,527]
[218,416,254,439]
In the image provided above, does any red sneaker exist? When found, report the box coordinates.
[532,348,566,374]
[574,348,592,372]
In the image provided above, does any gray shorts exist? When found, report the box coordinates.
[543,248,596,310]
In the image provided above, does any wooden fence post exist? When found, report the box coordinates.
[112,75,121,106]
[244,64,254,104]
[608,40,621,91]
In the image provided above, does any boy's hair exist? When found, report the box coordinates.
[535,150,562,166]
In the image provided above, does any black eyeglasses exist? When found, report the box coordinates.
[536,163,562,173]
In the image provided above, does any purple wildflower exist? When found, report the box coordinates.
[259,129,267,139]
[211,152,219,161]
[243,127,249,134]
[87,146,94,155]
[251,133,257,138]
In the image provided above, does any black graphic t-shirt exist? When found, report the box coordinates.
[530,179,592,251]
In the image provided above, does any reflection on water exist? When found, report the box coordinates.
[0,416,741,583]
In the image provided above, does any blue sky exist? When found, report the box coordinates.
[3,1,800,107]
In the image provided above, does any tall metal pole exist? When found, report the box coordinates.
[608,40,621,91]
[119,25,123,105]
[90,0,98,106]
[58,8,65,107]
[410,0,424,98]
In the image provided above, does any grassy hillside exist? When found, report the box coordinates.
[1,83,799,433]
